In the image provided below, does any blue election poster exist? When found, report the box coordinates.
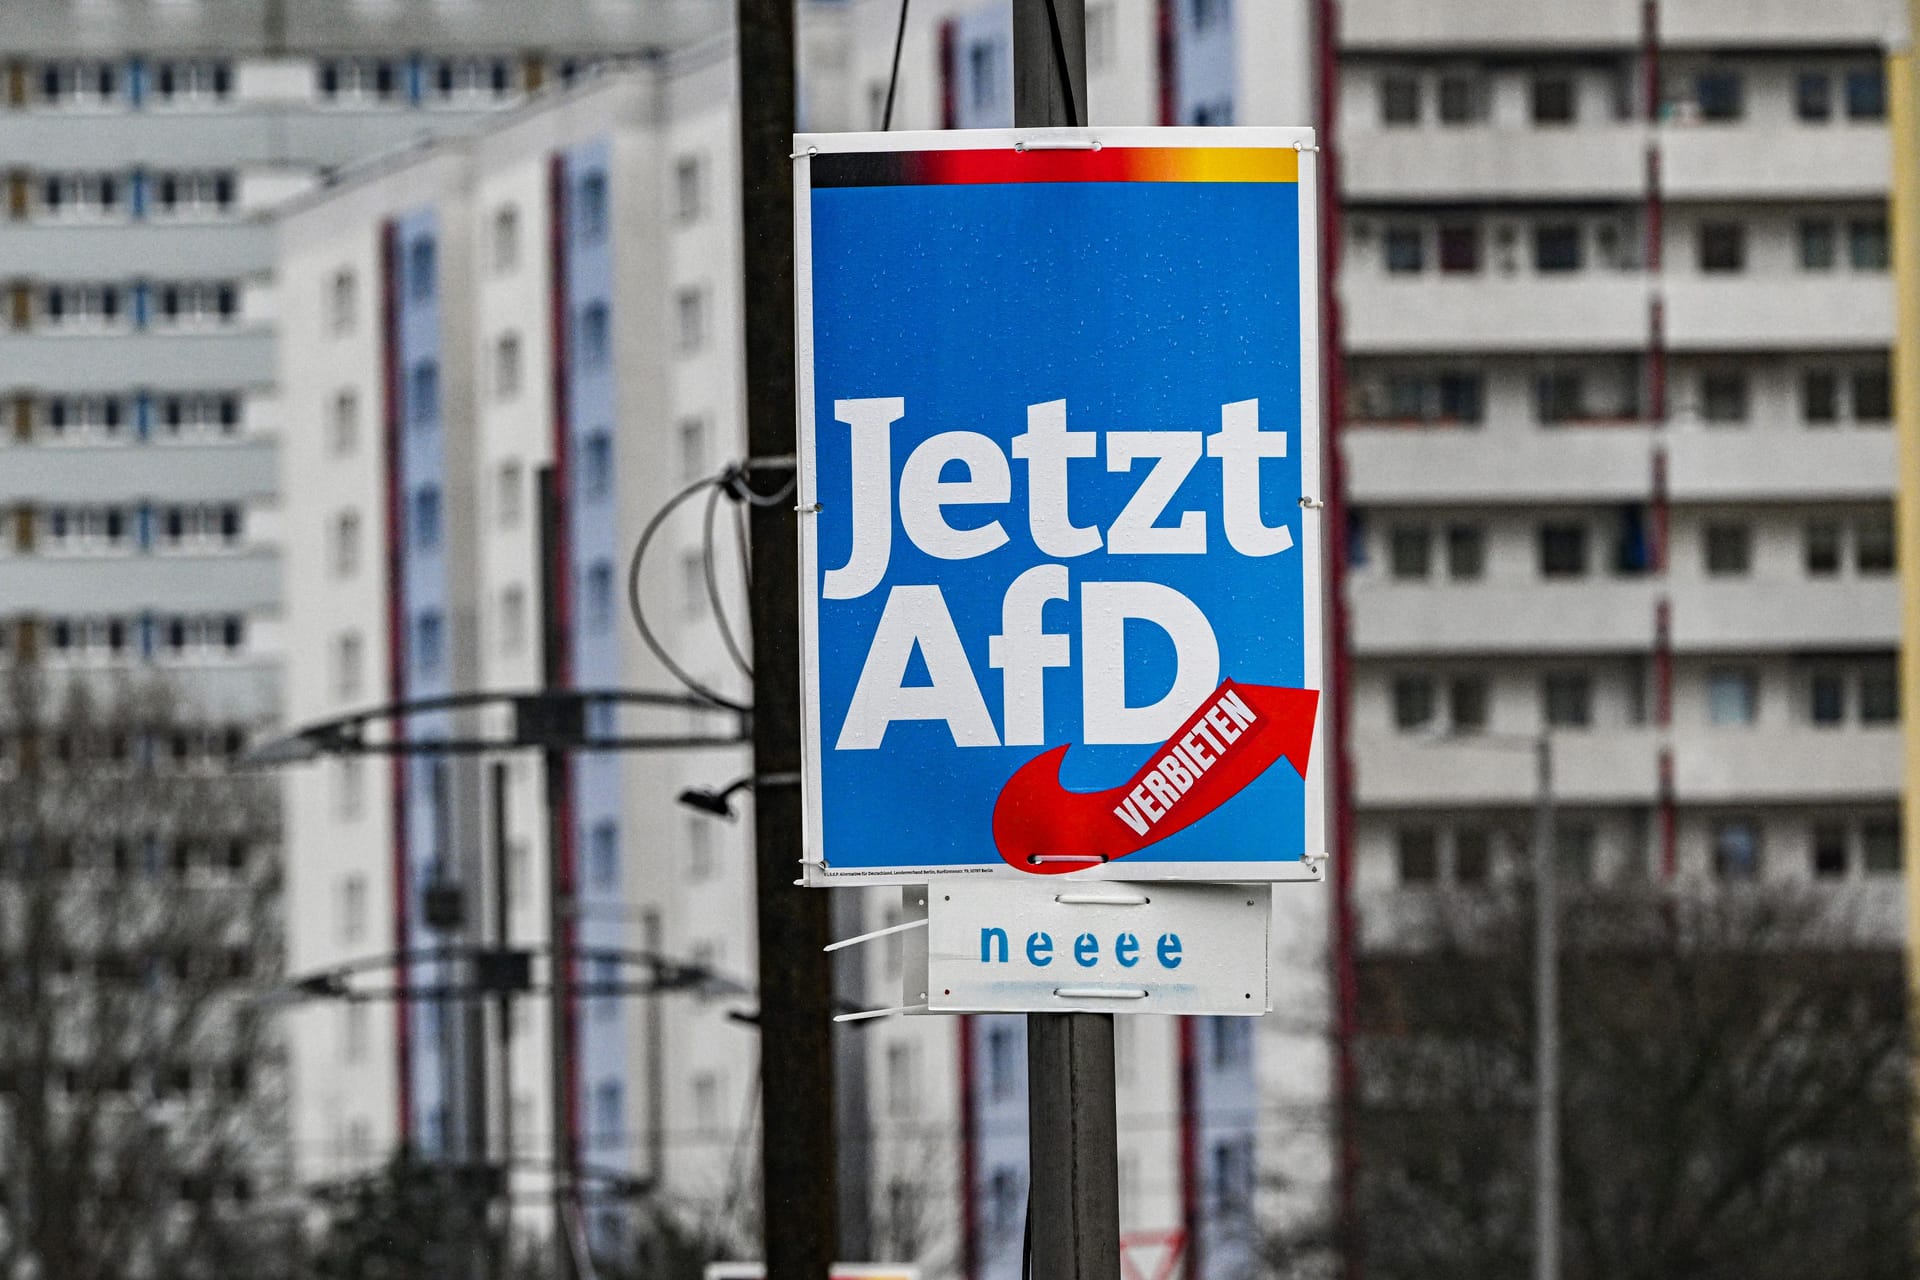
[795,128,1324,883]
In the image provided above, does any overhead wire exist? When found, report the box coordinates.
[702,481,754,680]
[881,0,912,130]
[627,475,748,714]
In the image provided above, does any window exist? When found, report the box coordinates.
[1380,74,1420,125]
[1086,2,1116,72]
[1694,70,1743,121]
[589,821,618,891]
[1543,672,1592,728]
[1850,218,1889,270]
[409,361,439,427]
[1712,819,1760,880]
[1706,668,1757,725]
[1556,822,1596,882]
[586,560,615,631]
[332,511,361,577]
[593,1080,623,1145]
[1535,372,1585,424]
[412,486,442,551]
[487,465,521,535]
[1702,522,1750,576]
[1862,817,1900,874]
[674,155,704,222]
[339,873,368,943]
[675,288,706,351]
[579,302,611,369]
[688,816,715,880]
[1533,224,1582,272]
[1392,675,1434,730]
[1799,219,1836,271]
[1812,823,1848,877]
[491,206,520,273]
[887,1043,916,1116]
[1445,524,1484,580]
[1531,75,1575,125]
[692,1073,720,1130]
[582,430,613,500]
[1845,66,1886,120]
[1861,659,1899,723]
[1436,73,1485,124]
[1801,370,1840,423]
[498,585,526,657]
[1384,226,1424,274]
[577,171,609,243]
[1191,0,1227,30]
[1810,670,1846,725]
[1397,826,1439,884]
[413,612,446,675]
[1437,373,1483,423]
[1697,222,1745,273]
[1805,520,1841,575]
[1447,676,1488,733]
[408,237,435,301]
[1852,367,1892,422]
[335,632,364,701]
[494,333,521,399]
[1795,71,1832,121]
[1538,523,1589,577]
[1699,371,1748,423]
[1455,827,1491,884]
[967,39,1000,113]
[1857,514,1896,573]
[1437,224,1481,274]
[1389,525,1431,579]
[678,417,708,482]
[986,1026,1019,1100]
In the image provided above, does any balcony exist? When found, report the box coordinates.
[0,330,272,391]
[1672,725,1900,803]
[1342,125,1646,203]
[1663,276,1893,351]
[0,440,277,505]
[1349,579,1659,656]
[1666,429,1895,503]
[1343,425,1657,504]
[1662,123,1888,201]
[0,222,273,279]
[1343,274,1650,354]
[1340,0,1640,49]
[1668,579,1898,651]
[0,551,278,613]
[1658,0,1896,47]
[1352,728,1661,808]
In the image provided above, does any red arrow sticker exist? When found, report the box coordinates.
[991,680,1319,874]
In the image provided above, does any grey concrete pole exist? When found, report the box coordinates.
[1533,735,1559,1280]
[1011,7,1120,1280]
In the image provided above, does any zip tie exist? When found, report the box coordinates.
[1054,892,1150,906]
[1299,496,1324,509]
[1053,987,1149,1000]
[1292,141,1321,152]
[789,146,820,160]
[748,455,796,470]
[834,1001,928,1023]
[1029,853,1107,864]
[796,501,822,513]
[824,917,928,953]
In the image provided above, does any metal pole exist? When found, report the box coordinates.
[538,465,579,1280]
[1012,8,1119,1280]
[491,759,514,1280]
[1532,735,1559,1280]
[734,4,839,1280]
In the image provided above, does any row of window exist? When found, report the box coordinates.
[22,55,616,108]
[1376,64,1885,129]
[16,503,245,554]
[4,392,244,445]
[1374,512,1895,584]
[32,58,231,105]
[0,614,248,662]
[1394,813,1897,888]
[36,281,240,329]
[1351,362,1892,428]
[28,169,237,220]
[1374,216,1887,277]
[1390,658,1896,736]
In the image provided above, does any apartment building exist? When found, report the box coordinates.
[276,49,767,1260]
[1335,0,1905,1248]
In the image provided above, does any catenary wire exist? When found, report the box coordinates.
[703,481,754,680]
[882,0,912,130]
[627,475,750,713]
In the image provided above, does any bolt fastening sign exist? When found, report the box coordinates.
[794,128,1325,883]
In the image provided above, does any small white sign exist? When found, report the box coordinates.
[920,881,1270,1016]
[705,1268,920,1280]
